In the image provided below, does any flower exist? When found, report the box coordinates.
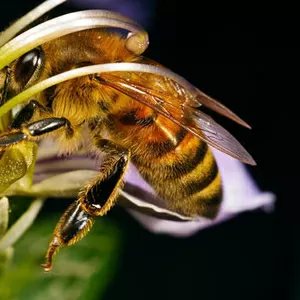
[2,137,275,238]
[38,141,276,236]
[0,0,275,256]
[127,148,275,237]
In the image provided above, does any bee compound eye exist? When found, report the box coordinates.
[14,48,44,88]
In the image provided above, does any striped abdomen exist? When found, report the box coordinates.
[107,104,223,219]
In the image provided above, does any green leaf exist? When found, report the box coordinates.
[0,213,121,300]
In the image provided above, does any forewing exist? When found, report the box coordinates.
[191,88,251,129]
[99,71,256,165]
[190,110,256,165]
[99,71,191,121]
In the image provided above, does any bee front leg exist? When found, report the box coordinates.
[42,139,131,272]
[0,117,70,149]
[10,100,48,129]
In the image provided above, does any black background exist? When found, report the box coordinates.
[0,1,299,299]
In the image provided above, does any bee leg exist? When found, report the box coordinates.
[0,117,70,148]
[11,100,47,129]
[0,101,54,158]
[42,139,130,272]
[41,201,95,272]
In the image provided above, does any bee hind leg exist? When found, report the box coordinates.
[41,139,131,272]
[79,139,131,216]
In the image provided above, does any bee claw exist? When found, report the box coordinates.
[41,262,52,272]
[42,236,61,272]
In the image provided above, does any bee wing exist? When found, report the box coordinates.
[99,72,256,165]
[190,87,251,129]
[190,110,256,165]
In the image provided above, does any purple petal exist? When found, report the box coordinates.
[125,148,275,237]
[34,140,275,236]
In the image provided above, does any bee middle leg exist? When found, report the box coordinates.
[42,139,131,271]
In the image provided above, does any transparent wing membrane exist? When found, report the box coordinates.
[100,70,256,165]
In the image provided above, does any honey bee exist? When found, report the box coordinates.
[0,20,255,271]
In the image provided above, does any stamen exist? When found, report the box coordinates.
[0,63,194,117]
[0,0,67,47]
[0,10,148,69]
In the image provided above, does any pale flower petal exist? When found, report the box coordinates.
[125,148,275,237]
[24,139,275,237]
